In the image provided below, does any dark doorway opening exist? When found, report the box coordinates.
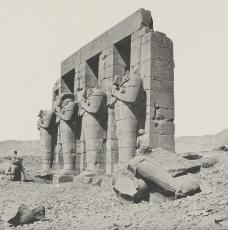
[115,35,131,71]
[86,53,100,88]
[61,69,75,94]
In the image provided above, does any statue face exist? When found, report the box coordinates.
[38,111,47,123]
[38,110,54,129]
[62,98,74,107]
[60,98,77,121]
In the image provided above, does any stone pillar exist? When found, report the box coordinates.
[110,74,142,164]
[59,120,76,172]
[54,126,63,169]
[105,108,118,174]
[81,88,106,175]
[37,110,56,170]
[115,101,138,163]
[78,126,86,172]
[98,46,126,173]
[56,94,78,173]
[131,28,175,152]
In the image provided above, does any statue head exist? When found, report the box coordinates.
[58,93,78,121]
[138,129,145,135]
[37,110,55,129]
[59,93,74,107]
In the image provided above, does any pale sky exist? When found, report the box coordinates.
[0,0,227,141]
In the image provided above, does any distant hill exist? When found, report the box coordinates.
[0,129,228,156]
[175,129,228,153]
[0,140,40,156]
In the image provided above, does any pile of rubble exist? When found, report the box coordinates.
[113,148,201,203]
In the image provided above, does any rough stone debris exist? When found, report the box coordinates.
[5,204,45,227]
[124,149,201,201]
[113,174,150,203]
[143,148,201,176]
[52,173,74,184]
[1,150,228,229]
[34,170,53,181]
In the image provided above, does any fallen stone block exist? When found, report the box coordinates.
[128,155,176,196]
[101,177,114,188]
[74,175,93,184]
[147,148,201,176]
[92,178,102,186]
[149,192,173,203]
[113,174,150,203]
[52,173,74,183]
[128,154,201,199]
[216,146,228,151]
[34,170,53,180]
[6,204,45,227]
[174,174,201,198]
[182,152,203,160]
[201,157,218,168]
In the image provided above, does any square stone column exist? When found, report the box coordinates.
[130,28,175,152]
[98,45,127,174]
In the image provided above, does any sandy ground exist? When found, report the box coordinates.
[0,150,228,230]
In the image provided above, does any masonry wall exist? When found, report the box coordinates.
[52,9,175,174]
[130,28,175,152]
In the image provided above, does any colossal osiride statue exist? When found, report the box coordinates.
[55,94,78,173]
[37,110,55,170]
[80,88,106,175]
[108,72,142,163]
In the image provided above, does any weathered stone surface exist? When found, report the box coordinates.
[130,36,142,66]
[6,204,45,227]
[55,95,78,172]
[145,148,201,177]
[61,8,153,75]
[147,91,174,109]
[149,121,175,135]
[101,176,114,188]
[128,153,201,199]
[113,174,149,203]
[149,192,172,203]
[175,174,201,197]
[53,173,74,183]
[74,175,93,184]
[128,155,176,195]
[81,89,106,174]
[37,110,56,170]
[43,9,175,177]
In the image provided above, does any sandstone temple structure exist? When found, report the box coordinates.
[38,9,175,176]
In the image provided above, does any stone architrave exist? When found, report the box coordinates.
[56,94,78,173]
[37,110,55,170]
[108,72,142,163]
[80,88,106,174]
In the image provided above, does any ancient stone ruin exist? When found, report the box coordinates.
[38,8,175,176]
